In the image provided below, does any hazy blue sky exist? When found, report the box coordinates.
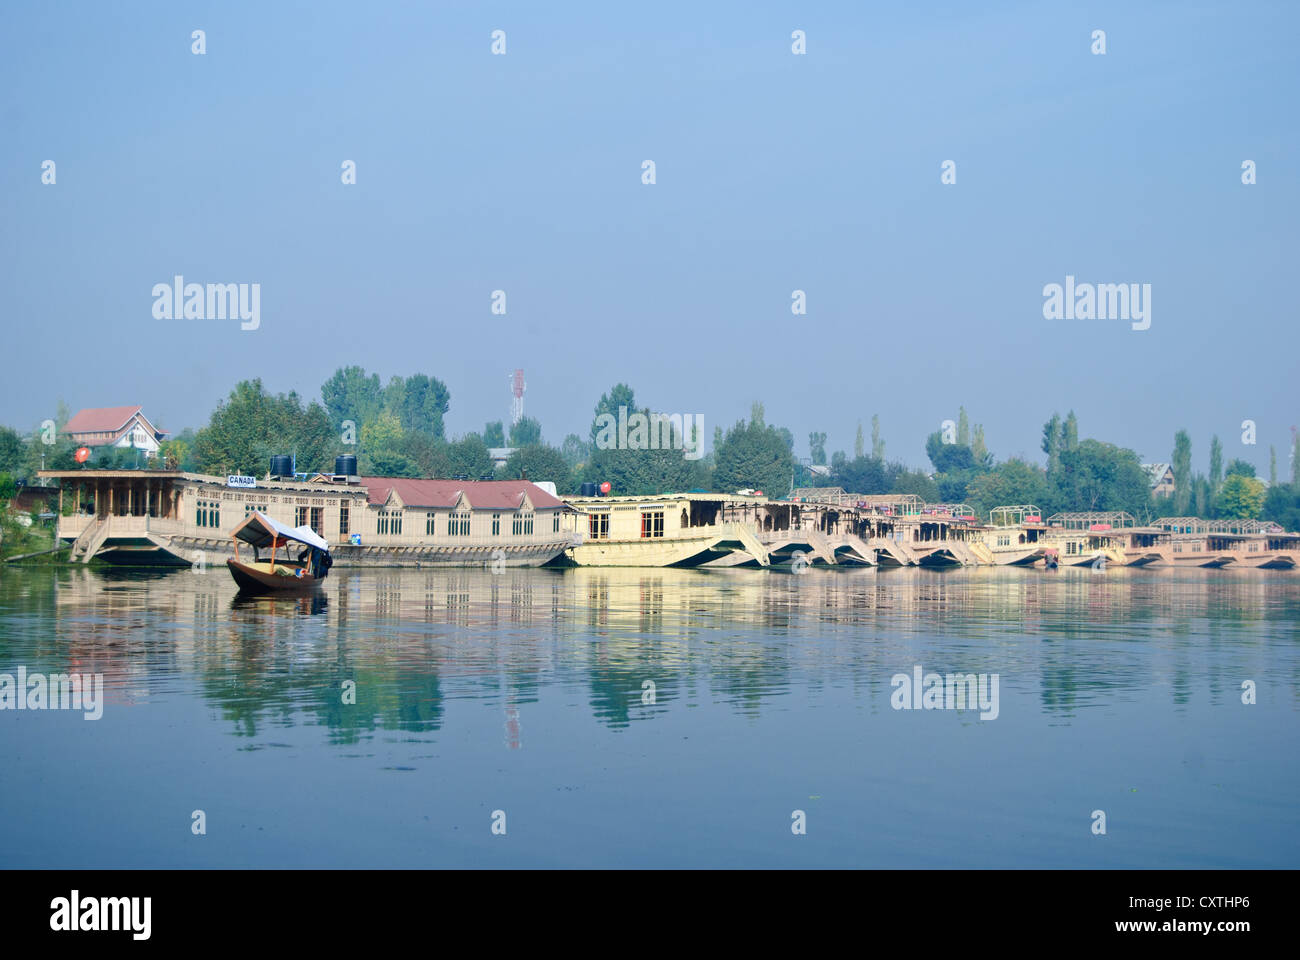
[2,1,1296,474]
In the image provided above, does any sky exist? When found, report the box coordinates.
[1,0,1296,476]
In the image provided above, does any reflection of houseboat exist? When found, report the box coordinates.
[38,469,581,568]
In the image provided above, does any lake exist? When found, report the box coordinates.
[0,564,1296,868]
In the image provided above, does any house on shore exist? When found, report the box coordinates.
[63,406,168,458]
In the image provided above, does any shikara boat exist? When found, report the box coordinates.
[226,511,332,593]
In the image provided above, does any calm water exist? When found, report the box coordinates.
[0,564,1296,868]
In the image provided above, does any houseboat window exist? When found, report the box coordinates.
[448,511,469,536]
[296,506,309,527]
[460,513,471,536]
[339,507,349,536]
[512,513,522,536]
[426,512,436,536]
[492,513,501,536]
[641,511,664,538]
[378,511,389,535]
[310,507,323,532]
[391,511,402,535]
[589,513,609,539]
[525,513,533,535]
[553,514,560,533]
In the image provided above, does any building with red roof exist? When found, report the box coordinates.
[62,406,168,456]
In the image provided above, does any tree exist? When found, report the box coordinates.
[1172,430,1192,514]
[971,424,989,468]
[1224,458,1256,479]
[387,373,450,438]
[590,384,636,445]
[1218,474,1266,519]
[713,413,795,498]
[926,432,976,474]
[1042,414,1063,475]
[1052,439,1150,515]
[193,379,335,475]
[957,407,970,447]
[808,432,827,466]
[888,466,939,502]
[560,434,590,468]
[1263,483,1300,531]
[831,450,846,471]
[483,421,506,447]
[509,416,542,447]
[854,421,865,458]
[321,366,384,432]
[503,444,575,493]
[1209,435,1223,495]
[870,415,884,460]
[1270,446,1278,486]
[0,427,23,474]
[446,434,494,478]
[833,456,888,494]
[1063,411,1078,451]
[966,459,1049,518]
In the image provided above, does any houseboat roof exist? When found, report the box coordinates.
[564,491,760,507]
[360,476,567,510]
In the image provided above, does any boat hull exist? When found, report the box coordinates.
[227,558,323,593]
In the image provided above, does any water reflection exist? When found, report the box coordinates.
[1,565,1297,742]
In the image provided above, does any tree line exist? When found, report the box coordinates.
[3,377,1300,527]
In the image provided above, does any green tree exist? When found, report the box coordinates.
[808,432,827,466]
[1269,445,1277,486]
[713,413,795,498]
[1224,458,1256,478]
[321,366,384,432]
[888,466,939,502]
[957,407,970,447]
[1218,474,1266,519]
[832,456,888,494]
[193,379,335,476]
[483,421,506,447]
[870,415,884,460]
[1052,439,1150,515]
[966,459,1049,518]
[509,416,542,447]
[1063,411,1079,452]
[1042,413,1063,476]
[590,384,636,445]
[446,434,494,478]
[503,444,575,493]
[0,427,23,474]
[1209,435,1223,496]
[1263,483,1300,531]
[560,433,590,468]
[386,373,450,438]
[1172,430,1192,514]
[971,424,989,467]
[854,421,865,458]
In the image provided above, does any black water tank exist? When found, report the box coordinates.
[270,455,293,478]
[579,481,598,497]
[335,454,358,476]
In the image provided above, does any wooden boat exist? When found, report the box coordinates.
[226,511,332,593]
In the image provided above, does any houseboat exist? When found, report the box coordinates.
[37,467,581,568]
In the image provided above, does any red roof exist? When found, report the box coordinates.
[63,405,158,437]
[360,477,566,510]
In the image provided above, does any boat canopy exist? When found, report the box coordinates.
[230,511,329,552]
